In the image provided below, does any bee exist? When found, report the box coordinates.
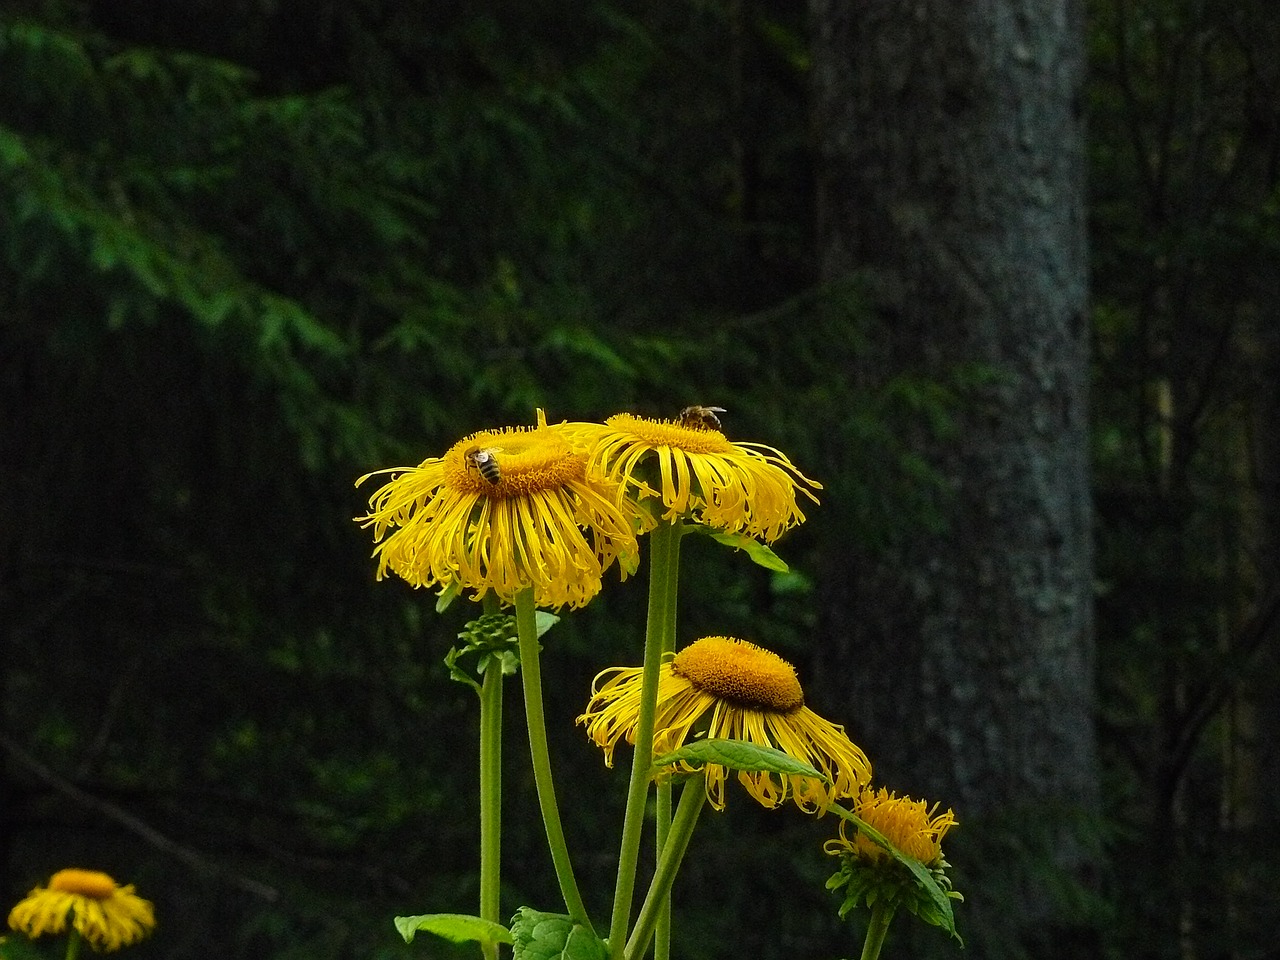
[677,405,727,431]
[464,445,502,484]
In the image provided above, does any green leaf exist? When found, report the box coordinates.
[509,907,608,960]
[652,738,824,779]
[435,582,462,613]
[490,648,521,676]
[828,806,960,940]
[535,610,559,638]
[443,644,483,694]
[394,913,513,947]
[684,525,790,572]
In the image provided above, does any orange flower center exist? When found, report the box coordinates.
[48,869,117,900]
[672,636,804,711]
[605,413,736,455]
[443,427,587,498]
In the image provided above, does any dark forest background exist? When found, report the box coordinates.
[2,1,1278,959]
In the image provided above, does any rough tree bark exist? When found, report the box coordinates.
[808,1,1098,953]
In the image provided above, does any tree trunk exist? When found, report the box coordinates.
[808,1,1098,953]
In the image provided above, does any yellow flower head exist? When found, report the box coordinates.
[578,636,871,812]
[356,412,638,610]
[7,868,155,953]
[827,786,958,866]
[563,411,821,541]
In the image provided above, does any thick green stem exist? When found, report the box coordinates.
[514,587,593,931]
[859,900,896,960]
[624,778,707,960]
[608,522,683,960]
[64,928,82,960]
[478,654,503,960]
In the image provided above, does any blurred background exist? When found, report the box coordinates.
[2,1,1278,958]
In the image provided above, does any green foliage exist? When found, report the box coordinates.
[1087,0,1280,956]
[0,936,47,960]
[393,913,512,947]
[0,4,848,957]
[684,526,790,572]
[652,739,822,780]
[508,908,607,960]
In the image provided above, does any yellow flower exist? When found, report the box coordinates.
[356,412,638,610]
[827,786,957,866]
[564,412,821,541]
[7,869,154,953]
[578,636,871,811]
[824,788,962,933]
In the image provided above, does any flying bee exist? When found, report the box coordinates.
[677,405,727,431]
[464,445,503,484]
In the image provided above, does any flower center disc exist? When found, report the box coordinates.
[444,427,586,498]
[606,413,735,454]
[49,869,117,900]
[672,636,804,711]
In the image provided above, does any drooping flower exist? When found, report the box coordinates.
[823,787,962,933]
[562,411,821,541]
[7,868,155,953]
[826,786,958,867]
[356,412,638,610]
[578,635,871,811]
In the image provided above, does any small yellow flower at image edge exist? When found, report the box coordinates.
[561,411,822,541]
[355,410,639,611]
[578,635,872,812]
[7,868,155,953]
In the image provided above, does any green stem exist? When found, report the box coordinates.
[64,928,82,960]
[624,778,707,960]
[608,522,683,960]
[478,650,503,960]
[514,587,593,931]
[653,527,682,960]
[652,783,672,960]
[859,900,896,960]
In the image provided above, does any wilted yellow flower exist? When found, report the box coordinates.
[579,636,870,811]
[564,411,820,541]
[356,412,638,610]
[7,868,154,953]
[827,786,957,866]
